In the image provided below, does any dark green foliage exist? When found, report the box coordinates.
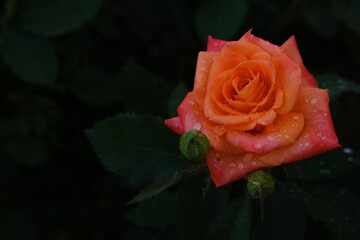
[0,0,359,239]
[0,31,57,85]
[87,114,192,188]
[208,194,251,240]
[18,0,102,37]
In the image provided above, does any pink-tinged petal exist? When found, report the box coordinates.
[281,36,318,87]
[164,117,185,135]
[226,112,304,155]
[193,52,219,106]
[207,36,228,52]
[206,150,269,187]
[259,86,340,166]
[273,54,301,114]
[178,93,243,154]
[239,29,284,55]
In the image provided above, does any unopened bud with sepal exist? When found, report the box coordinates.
[179,129,210,161]
[247,170,275,198]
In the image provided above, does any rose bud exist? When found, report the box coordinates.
[246,170,275,198]
[179,129,210,161]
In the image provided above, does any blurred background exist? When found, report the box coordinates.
[0,0,360,239]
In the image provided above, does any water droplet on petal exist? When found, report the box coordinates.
[284,134,289,139]
[253,142,263,150]
[193,122,201,130]
[238,163,244,170]
[229,163,236,168]
[252,161,257,166]
[267,136,275,142]
[310,98,318,104]
[292,115,300,120]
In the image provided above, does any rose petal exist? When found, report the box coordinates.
[220,41,264,59]
[226,112,304,155]
[281,36,318,87]
[207,36,228,52]
[239,29,284,55]
[206,150,269,187]
[164,117,184,135]
[259,86,340,165]
[193,52,218,106]
[273,54,301,114]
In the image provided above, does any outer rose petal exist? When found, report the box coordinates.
[239,30,284,55]
[258,86,340,166]
[273,54,301,114]
[226,112,304,155]
[193,52,218,106]
[207,36,228,52]
[281,36,318,87]
[164,117,184,135]
[206,150,269,187]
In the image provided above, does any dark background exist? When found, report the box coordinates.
[0,0,360,239]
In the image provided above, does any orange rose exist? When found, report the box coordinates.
[165,30,340,187]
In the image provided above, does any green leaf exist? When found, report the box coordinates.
[176,175,228,240]
[287,147,360,182]
[287,183,360,239]
[0,31,57,85]
[67,66,122,105]
[208,194,251,240]
[317,74,360,101]
[125,191,177,228]
[168,81,189,117]
[195,0,248,42]
[87,114,192,188]
[18,0,102,37]
[128,164,206,204]
[118,61,173,115]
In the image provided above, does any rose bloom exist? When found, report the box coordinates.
[165,30,340,187]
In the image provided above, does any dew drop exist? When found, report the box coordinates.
[229,163,236,168]
[252,161,257,166]
[238,163,244,170]
[310,98,318,104]
[253,142,263,150]
[292,115,300,120]
[284,134,289,139]
[193,122,201,130]
[304,142,310,147]
[343,148,353,154]
[321,136,327,140]
[267,136,275,142]
[323,112,328,117]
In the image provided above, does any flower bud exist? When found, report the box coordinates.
[247,170,275,198]
[179,129,210,161]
